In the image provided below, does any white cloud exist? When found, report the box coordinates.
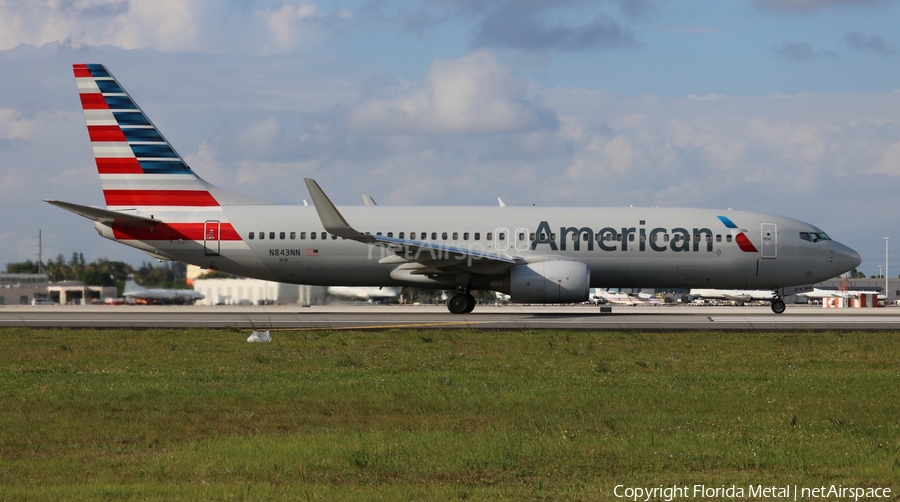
[871,141,900,176]
[0,1,326,53]
[345,51,557,135]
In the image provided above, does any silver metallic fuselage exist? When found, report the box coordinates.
[100,204,861,291]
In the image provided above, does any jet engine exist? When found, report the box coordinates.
[502,261,591,304]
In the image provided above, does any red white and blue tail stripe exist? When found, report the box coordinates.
[73,63,219,210]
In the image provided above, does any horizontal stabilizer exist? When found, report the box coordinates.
[44,200,160,226]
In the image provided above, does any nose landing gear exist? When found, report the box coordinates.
[770,298,786,314]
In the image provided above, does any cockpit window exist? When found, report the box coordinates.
[801,231,831,242]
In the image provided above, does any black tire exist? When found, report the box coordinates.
[447,294,469,314]
[771,299,786,314]
[463,293,476,314]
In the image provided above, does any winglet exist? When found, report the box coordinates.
[362,195,377,206]
[304,179,375,242]
[498,197,506,208]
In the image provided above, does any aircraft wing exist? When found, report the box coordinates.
[44,200,160,226]
[304,179,517,271]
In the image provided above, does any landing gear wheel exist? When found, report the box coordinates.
[447,293,476,314]
[770,299,786,314]
[462,293,476,314]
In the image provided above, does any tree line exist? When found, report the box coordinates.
[5,253,189,295]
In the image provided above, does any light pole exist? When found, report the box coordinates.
[886,237,890,301]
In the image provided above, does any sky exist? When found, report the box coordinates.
[1,0,899,276]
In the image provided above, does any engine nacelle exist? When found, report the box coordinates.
[507,261,590,304]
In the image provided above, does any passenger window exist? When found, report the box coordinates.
[332,235,337,240]
[279,232,285,240]
[311,232,316,240]
[650,233,656,242]
[474,233,480,240]
[387,232,393,237]
[431,232,437,240]
[521,233,527,241]
[716,235,721,242]
[442,232,448,240]
[300,232,306,239]
[259,231,265,240]
[452,232,458,240]
[572,234,578,242]
[540,233,547,240]
[290,232,296,239]
[640,234,646,242]
[550,233,556,240]
[269,232,275,240]
[421,232,427,240]
[498,232,505,241]
[531,233,536,240]
[321,232,327,240]
[726,235,732,242]
[376,232,382,236]
[617,235,623,242]
[487,232,493,240]
[399,232,405,239]
[629,234,634,242]
[664,234,669,242]
[249,232,255,240]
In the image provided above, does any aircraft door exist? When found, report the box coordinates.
[204,220,221,256]
[761,223,777,259]
[515,228,529,251]
[495,228,509,251]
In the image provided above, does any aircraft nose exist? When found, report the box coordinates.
[834,243,862,272]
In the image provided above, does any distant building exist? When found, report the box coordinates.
[193,277,325,306]
[0,274,50,305]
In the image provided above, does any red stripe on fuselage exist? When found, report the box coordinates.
[735,233,759,253]
[112,222,241,241]
[103,190,219,207]
[88,125,127,142]
[80,93,108,109]
[95,158,143,174]
[73,64,91,78]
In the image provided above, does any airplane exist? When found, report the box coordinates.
[797,287,886,302]
[46,64,861,315]
[590,288,663,306]
[688,285,813,306]
[123,275,205,305]
[327,286,401,301]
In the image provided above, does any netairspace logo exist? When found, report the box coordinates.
[613,484,892,501]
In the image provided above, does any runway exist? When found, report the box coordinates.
[2,304,900,330]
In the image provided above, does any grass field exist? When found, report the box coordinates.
[1,327,898,500]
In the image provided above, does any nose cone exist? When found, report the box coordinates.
[834,242,862,274]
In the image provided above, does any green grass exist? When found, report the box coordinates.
[1,328,898,500]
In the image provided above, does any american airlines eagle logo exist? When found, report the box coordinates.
[717,216,758,253]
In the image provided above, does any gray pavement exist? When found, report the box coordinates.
[2,304,900,330]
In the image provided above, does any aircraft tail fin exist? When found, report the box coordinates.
[73,64,222,211]
[123,274,143,296]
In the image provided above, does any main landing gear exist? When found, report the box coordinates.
[447,289,476,314]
